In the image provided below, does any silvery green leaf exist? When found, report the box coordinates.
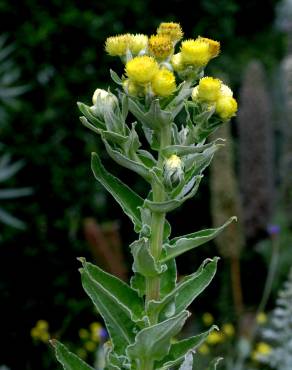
[163,217,236,261]
[162,139,225,158]
[77,102,104,129]
[0,207,25,229]
[0,158,24,182]
[102,139,151,182]
[165,81,193,119]
[79,258,144,323]
[80,116,101,135]
[110,69,122,85]
[157,325,218,369]
[91,153,143,232]
[80,268,138,355]
[137,149,157,168]
[123,122,141,157]
[160,256,177,298]
[52,340,94,370]
[147,258,218,319]
[130,237,167,277]
[126,311,190,363]
[184,141,223,172]
[145,175,202,213]
[0,187,32,199]
[130,272,145,298]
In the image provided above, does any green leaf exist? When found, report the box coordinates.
[160,257,177,298]
[110,69,122,85]
[51,340,94,370]
[156,326,218,369]
[91,153,143,232]
[208,357,223,369]
[102,138,151,181]
[162,217,236,261]
[80,268,137,355]
[162,139,224,158]
[148,258,218,319]
[130,238,166,277]
[184,141,223,172]
[178,352,194,370]
[130,272,145,297]
[165,81,193,119]
[145,175,202,213]
[79,259,144,322]
[126,311,190,363]
[77,102,104,129]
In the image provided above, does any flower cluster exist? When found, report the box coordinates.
[104,22,237,122]
[30,320,50,343]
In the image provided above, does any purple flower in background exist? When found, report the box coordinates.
[267,224,280,236]
[100,328,108,341]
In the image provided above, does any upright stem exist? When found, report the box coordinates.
[145,124,171,318]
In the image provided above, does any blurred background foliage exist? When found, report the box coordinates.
[0,0,290,369]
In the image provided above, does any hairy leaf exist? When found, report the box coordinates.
[52,340,94,370]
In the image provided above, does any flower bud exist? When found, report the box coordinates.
[148,34,173,60]
[163,154,184,188]
[91,89,119,120]
[196,77,222,102]
[157,22,183,43]
[181,39,211,67]
[215,95,238,120]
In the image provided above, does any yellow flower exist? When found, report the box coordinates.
[84,340,97,352]
[202,312,214,326]
[252,342,272,361]
[198,343,210,355]
[129,34,148,54]
[148,34,173,59]
[157,22,183,42]
[105,34,131,56]
[125,56,159,84]
[36,320,49,331]
[256,312,267,325]
[152,68,176,97]
[79,328,90,340]
[206,331,224,345]
[197,77,222,102]
[215,95,238,120]
[180,39,211,67]
[197,36,220,58]
[220,83,233,97]
[171,53,184,72]
[222,323,235,337]
[39,331,50,343]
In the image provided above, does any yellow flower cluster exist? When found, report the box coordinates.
[124,56,176,97]
[148,34,173,60]
[256,312,268,325]
[30,320,50,343]
[105,33,148,56]
[192,77,238,120]
[157,22,183,42]
[77,321,105,359]
[170,36,220,71]
[252,342,272,361]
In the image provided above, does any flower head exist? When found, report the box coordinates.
[152,68,176,97]
[125,56,159,84]
[157,22,183,42]
[197,36,220,58]
[105,34,131,56]
[215,95,238,120]
[148,34,173,59]
[222,323,235,337]
[252,342,272,361]
[196,77,222,102]
[198,343,210,355]
[180,39,211,67]
[129,34,148,54]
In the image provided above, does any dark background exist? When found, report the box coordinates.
[0,0,287,369]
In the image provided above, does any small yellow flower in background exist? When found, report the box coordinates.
[129,34,148,54]
[215,95,238,120]
[222,323,235,337]
[125,56,159,84]
[84,340,97,352]
[152,69,176,97]
[30,320,50,343]
[90,322,102,342]
[198,343,210,355]
[171,53,184,72]
[105,34,131,56]
[197,77,222,102]
[79,328,90,340]
[252,342,272,361]
[180,39,211,67]
[157,22,183,42]
[256,312,268,325]
[148,35,173,60]
[206,331,224,345]
[202,312,214,326]
[197,37,220,58]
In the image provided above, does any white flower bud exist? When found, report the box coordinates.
[163,154,184,188]
[90,89,119,120]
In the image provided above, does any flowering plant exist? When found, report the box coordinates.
[51,22,237,370]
